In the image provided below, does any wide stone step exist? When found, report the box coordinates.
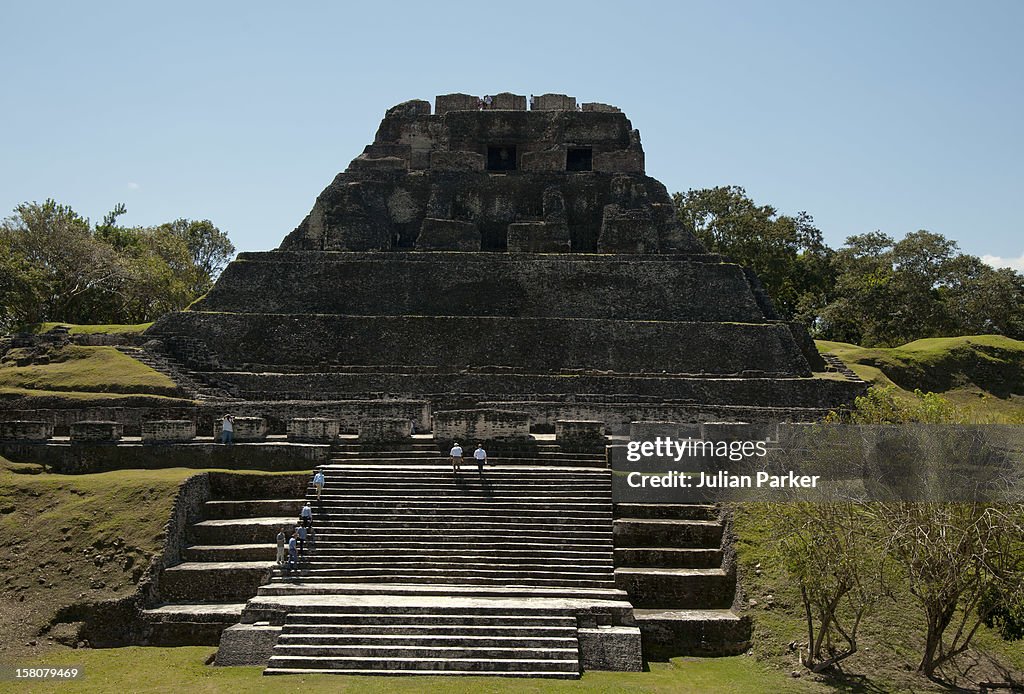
[308,500,610,512]
[160,562,274,601]
[613,519,723,548]
[613,503,719,521]
[614,547,724,569]
[308,520,611,532]
[283,624,576,636]
[185,544,276,562]
[634,608,752,658]
[263,666,578,678]
[263,655,580,673]
[141,602,245,646]
[312,529,612,541]
[189,518,298,544]
[254,583,628,602]
[284,556,610,569]
[312,488,610,498]
[276,634,577,649]
[308,507,611,519]
[272,643,578,659]
[308,540,613,551]
[299,550,613,561]
[204,500,303,519]
[284,613,577,627]
[270,573,616,588]
[276,569,610,585]
[614,567,735,609]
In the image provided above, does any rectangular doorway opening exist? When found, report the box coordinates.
[566,147,593,171]
[487,145,517,171]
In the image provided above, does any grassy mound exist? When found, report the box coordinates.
[816,335,1024,422]
[0,459,195,664]
[27,323,153,335]
[0,345,179,397]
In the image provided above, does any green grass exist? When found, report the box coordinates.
[28,323,153,335]
[0,459,198,666]
[0,345,179,396]
[3,647,819,694]
[816,334,1024,422]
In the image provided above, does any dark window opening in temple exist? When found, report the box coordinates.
[487,145,517,171]
[566,147,593,172]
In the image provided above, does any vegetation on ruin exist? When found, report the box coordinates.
[676,186,1024,346]
[27,322,153,335]
[817,335,1024,422]
[0,458,194,665]
[0,199,234,333]
[0,345,179,397]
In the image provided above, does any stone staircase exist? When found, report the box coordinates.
[273,465,614,590]
[117,345,235,400]
[328,439,607,468]
[264,608,581,677]
[613,503,752,658]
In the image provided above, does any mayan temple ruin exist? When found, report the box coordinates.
[2,93,867,677]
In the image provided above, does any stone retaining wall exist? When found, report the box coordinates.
[70,421,122,443]
[142,420,196,443]
[432,409,531,444]
[0,420,53,442]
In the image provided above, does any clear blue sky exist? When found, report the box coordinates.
[2,1,1022,269]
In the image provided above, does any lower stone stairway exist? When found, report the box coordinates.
[264,609,581,677]
[613,503,751,657]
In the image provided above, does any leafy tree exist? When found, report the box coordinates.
[157,218,235,296]
[673,186,833,320]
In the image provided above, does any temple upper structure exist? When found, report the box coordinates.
[147,94,865,430]
[279,93,703,255]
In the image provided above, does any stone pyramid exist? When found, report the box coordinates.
[148,92,863,430]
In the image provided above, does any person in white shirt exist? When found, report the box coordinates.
[450,442,463,472]
[474,443,487,472]
[312,470,325,500]
[276,528,287,565]
[220,414,234,445]
[300,502,313,528]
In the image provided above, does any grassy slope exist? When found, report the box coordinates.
[0,345,180,397]
[733,504,1024,692]
[28,323,153,335]
[816,335,1024,422]
[0,459,195,665]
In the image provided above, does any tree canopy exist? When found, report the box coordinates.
[674,187,1024,346]
[0,200,234,332]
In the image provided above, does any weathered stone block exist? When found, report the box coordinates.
[598,205,659,253]
[578,626,643,671]
[415,218,481,251]
[521,149,565,172]
[286,417,340,442]
[507,221,570,253]
[533,93,577,110]
[555,419,606,453]
[433,409,531,443]
[582,102,621,113]
[214,417,267,442]
[142,420,196,443]
[0,420,53,442]
[358,418,413,443]
[593,149,644,173]
[489,92,526,110]
[347,155,408,171]
[629,421,701,441]
[429,151,485,172]
[215,624,281,666]
[70,421,122,443]
[435,93,479,114]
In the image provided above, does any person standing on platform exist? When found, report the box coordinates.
[220,414,234,445]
